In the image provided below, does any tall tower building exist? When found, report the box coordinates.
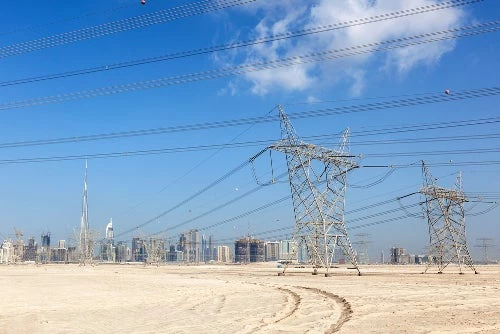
[79,161,93,265]
[217,245,232,263]
[235,237,265,263]
[265,241,280,261]
[105,219,114,239]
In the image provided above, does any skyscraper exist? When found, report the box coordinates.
[234,237,265,263]
[105,219,114,239]
[265,241,280,261]
[217,245,232,263]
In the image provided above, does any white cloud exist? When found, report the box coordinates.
[346,68,365,97]
[217,80,239,96]
[231,0,467,95]
[246,65,315,95]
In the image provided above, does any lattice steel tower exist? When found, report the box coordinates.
[79,161,93,265]
[420,161,477,274]
[272,106,360,276]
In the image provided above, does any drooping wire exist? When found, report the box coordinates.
[466,203,499,216]
[1,22,498,111]
[0,114,496,150]
[397,197,425,218]
[0,145,497,165]
[0,1,138,38]
[0,0,480,87]
[114,105,279,219]
[349,167,396,189]
[0,0,257,59]
[113,151,261,239]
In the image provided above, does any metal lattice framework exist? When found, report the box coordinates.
[145,237,164,266]
[420,161,477,274]
[271,106,360,276]
[79,161,94,265]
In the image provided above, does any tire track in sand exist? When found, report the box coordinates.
[250,284,352,333]
[248,285,301,333]
[297,286,353,333]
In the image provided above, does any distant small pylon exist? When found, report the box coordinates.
[474,238,495,264]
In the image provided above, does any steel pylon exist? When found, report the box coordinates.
[420,161,477,274]
[271,106,360,276]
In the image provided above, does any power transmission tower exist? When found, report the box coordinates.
[474,238,495,264]
[78,161,93,265]
[270,106,360,276]
[420,161,477,274]
[353,233,371,265]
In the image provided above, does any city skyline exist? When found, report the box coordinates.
[0,0,498,262]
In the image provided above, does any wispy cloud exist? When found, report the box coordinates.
[227,0,466,96]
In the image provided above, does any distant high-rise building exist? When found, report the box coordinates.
[201,234,208,262]
[184,229,201,263]
[115,241,129,263]
[67,246,78,262]
[208,234,216,262]
[105,219,114,239]
[0,240,13,264]
[132,237,146,262]
[23,237,37,262]
[41,233,50,247]
[51,240,68,262]
[390,247,409,264]
[201,234,216,262]
[265,241,280,261]
[235,237,265,263]
[217,245,232,263]
[279,240,298,262]
[100,240,115,262]
[40,233,51,263]
[177,234,186,252]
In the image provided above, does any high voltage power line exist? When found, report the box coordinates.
[0,113,497,150]
[0,144,497,165]
[0,0,481,87]
[152,192,497,244]
[0,1,138,38]
[115,156,499,239]
[0,121,497,164]
[0,115,497,164]
[143,194,405,240]
[149,191,495,244]
[1,22,498,111]
[134,169,499,241]
[0,0,257,59]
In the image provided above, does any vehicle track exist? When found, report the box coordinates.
[249,283,352,333]
[297,286,353,333]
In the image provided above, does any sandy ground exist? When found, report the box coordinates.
[0,263,499,334]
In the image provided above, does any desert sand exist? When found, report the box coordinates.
[0,263,499,333]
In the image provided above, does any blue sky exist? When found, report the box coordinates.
[0,0,498,261]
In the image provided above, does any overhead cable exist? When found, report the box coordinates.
[113,147,268,238]
[0,0,257,59]
[0,113,496,150]
[1,21,498,111]
[0,0,480,87]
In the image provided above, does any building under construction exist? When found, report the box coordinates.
[234,237,265,263]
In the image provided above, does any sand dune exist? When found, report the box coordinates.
[0,264,499,333]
